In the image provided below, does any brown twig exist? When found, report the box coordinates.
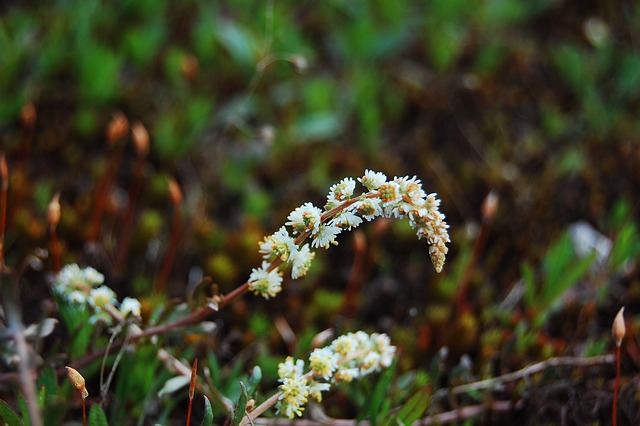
[433,354,615,401]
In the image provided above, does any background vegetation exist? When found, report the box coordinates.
[2,0,640,424]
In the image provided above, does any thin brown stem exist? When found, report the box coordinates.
[613,345,620,426]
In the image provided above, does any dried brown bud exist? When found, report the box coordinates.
[481,191,499,221]
[48,192,61,230]
[66,366,89,399]
[167,178,182,205]
[106,112,129,145]
[612,307,626,348]
[0,153,7,191]
[131,121,150,158]
[21,102,37,128]
[180,54,199,81]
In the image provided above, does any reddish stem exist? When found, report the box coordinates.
[116,156,146,274]
[155,205,181,294]
[82,398,87,426]
[614,344,620,426]
[87,143,124,243]
[50,227,60,274]
[186,358,198,426]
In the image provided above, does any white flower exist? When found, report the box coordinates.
[331,334,356,356]
[309,347,338,380]
[120,297,142,318]
[277,374,310,419]
[360,351,381,374]
[353,198,383,221]
[259,226,297,262]
[278,357,305,381]
[327,178,356,204]
[333,366,360,382]
[248,261,283,299]
[285,203,323,235]
[291,244,315,279]
[88,286,117,311]
[359,170,387,190]
[329,210,363,230]
[311,224,341,249]
[67,290,87,305]
[83,267,105,286]
[308,381,331,402]
[377,181,402,211]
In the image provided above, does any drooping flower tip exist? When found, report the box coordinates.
[612,306,626,348]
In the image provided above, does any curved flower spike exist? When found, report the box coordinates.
[248,170,449,299]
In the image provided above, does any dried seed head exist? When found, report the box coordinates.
[106,112,129,145]
[66,366,88,399]
[48,192,61,230]
[612,307,626,348]
[131,121,150,158]
[167,178,183,205]
[21,102,37,128]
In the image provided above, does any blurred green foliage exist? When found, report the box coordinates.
[2,0,640,423]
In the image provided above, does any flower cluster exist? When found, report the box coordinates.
[53,264,141,324]
[248,170,449,299]
[276,331,396,419]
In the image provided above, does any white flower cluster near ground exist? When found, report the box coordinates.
[276,331,397,419]
[53,264,141,324]
[248,170,450,299]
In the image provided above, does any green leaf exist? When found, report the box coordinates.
[0,399,23,426]
[88,404,109,426]
[245,366,262,396]
[394,386,431,425]
[368,366,395,426]
[201,395,214,426]
[232,382,249,426]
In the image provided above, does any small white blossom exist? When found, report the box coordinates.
[286,203,323,235]
[248,261,283,299]
[329,210,363,230]
[309,347,338,380]
[120,297,142,318]
[278,357,305,380]
[309,381,331,402]
[67,290,87,305]
[277,375,310,419]
[291,244,314,279]
[327,178,356,204]
[259,226,297,262]
[359,170,387,190]
[360,351,381,374]
[88,286,117,311]
[353,198,383,221]
[311,224,341,249]
[83,267,105,286]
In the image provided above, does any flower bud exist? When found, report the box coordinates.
[167,178,183,205]
[131,121,150,159]
[612,307,626,348]
[48,192,61,230]
[106,112,129,145]
[180,53,199,81]
[66,366,89,399]
[481,191,499,221]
